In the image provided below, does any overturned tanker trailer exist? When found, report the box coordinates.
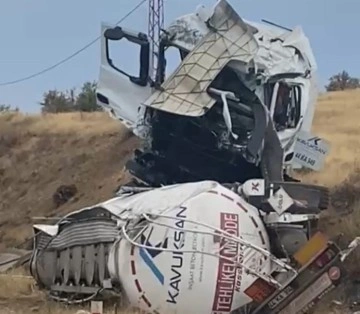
[30,180,359,313]
[96,0,319,186]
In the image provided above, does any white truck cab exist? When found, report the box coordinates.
[96,0,319,185]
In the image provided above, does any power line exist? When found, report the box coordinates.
[0,0,147,87]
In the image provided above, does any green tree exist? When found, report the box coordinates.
[40,89,75,113]
[39,81,102,113]
[75,81,102,112]
[326,71,360,92]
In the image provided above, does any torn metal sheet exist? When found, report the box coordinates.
[163,11,209,51]
[0,253,21,272]
[0,249,31,272]
[163,8,317,79]
[143,0,258,116]
[59,180,219,223]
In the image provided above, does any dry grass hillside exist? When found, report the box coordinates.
[0,89,360,313]
[301,89,360,186]
[0,112,139,249]
[299,89,360,259]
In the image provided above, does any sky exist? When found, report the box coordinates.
[0,0,359,113]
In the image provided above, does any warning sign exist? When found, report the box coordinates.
[267,187,294,216]
[292,131,331,171]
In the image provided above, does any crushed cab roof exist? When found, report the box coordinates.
[143,0,317,117]
[143,0,258,116]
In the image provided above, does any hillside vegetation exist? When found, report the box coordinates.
[0,112,139,249]
[0,89,360,313]
[301,89,360,186]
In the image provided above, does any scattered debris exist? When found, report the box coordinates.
[0,253,21,272]
[30,306,40,312]
[0,249,31,272]
[332,300,343,306]
[76,311,91,314]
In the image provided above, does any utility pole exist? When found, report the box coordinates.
[148,0,164,82]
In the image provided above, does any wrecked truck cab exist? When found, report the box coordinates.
[126,1,295,185]
[155,3,318,167]
[96,0,319,186]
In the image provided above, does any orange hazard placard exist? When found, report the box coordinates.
[293,231,328,267]
[244,278,276,303]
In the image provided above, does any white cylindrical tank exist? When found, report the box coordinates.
[111,184,272,314]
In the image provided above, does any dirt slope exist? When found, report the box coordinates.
[0,112,139,248]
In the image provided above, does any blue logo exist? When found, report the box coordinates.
[139,227,168,285]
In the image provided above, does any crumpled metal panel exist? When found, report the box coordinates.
[47,220,118,250]
[143,0,258,117]
[163,12,209,51]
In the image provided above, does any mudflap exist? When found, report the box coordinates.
[246,232,346,314]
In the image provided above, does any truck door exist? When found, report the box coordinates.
[265,79,303,163]
[96,23,152,130]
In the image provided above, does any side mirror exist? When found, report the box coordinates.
[105,26,148,46]
[104,27,125,41]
